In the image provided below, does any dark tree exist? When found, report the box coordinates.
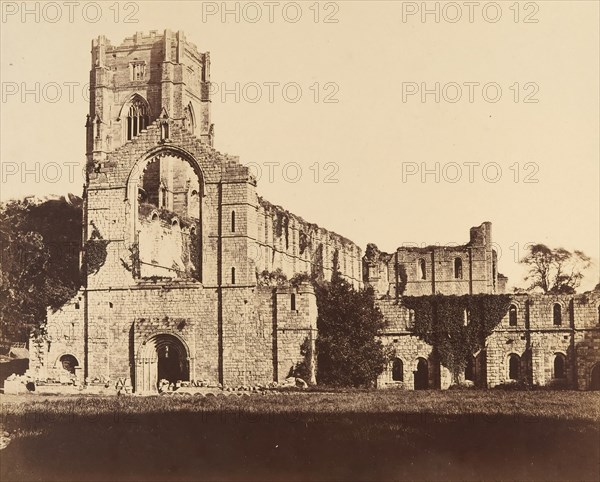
[0,197,82,341]
[521,244,591,294]
[315,268,390,387]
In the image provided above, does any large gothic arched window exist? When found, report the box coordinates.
[127,98,150,140]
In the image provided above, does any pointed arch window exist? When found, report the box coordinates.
[127,98,149,140]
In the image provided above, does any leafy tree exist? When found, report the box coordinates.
[0,197,82,341]
[315,269,390,387]
[521,244,591,294]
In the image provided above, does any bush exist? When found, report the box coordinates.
[315,269,390,387]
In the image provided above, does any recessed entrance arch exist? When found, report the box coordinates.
[135,333,190,393]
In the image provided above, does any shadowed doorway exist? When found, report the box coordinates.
[414,358,429,390]
[136,333,190,392]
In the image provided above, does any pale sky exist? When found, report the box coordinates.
[1,1,598,291]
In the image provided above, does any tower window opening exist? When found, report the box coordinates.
[231,211,236,232]
[231,267,236,285]
[127,99,149,140]
[131,62,146,81]
[291,293,296,311]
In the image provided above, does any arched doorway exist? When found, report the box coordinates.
[590,363,600,391]
[553,354,566,379]
[414,358,428,390]
[136,333,190,393]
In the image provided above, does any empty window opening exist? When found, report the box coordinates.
[231,211,236,232]
[231,267,236,285]
[418,258,426,280]
[509,304,517,327]
[130,62,146,81]
[454,257,463,279]
[392,358,403,382]
[291,293,296,311]
[553,304,562,326]
[127,98,149,140]
[60,355,79,375]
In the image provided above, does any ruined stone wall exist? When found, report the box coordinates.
[137,211,198,278]
[376,291,600,390]
[38,280,315,389]
[256,199,362,288]
[31,293,86,381]
[272,283,318,383]
[486,292,600,389]
[365,222,500,297]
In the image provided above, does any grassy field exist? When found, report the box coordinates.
[1,390,599,481]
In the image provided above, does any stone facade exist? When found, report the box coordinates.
[33,30,329,392]
[372,227,600,390]
[364,222,506,297]
[30,30,600,392]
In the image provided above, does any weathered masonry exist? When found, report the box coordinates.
[31,30,600,392]
[31,30,360,392]
[367,227,600,390]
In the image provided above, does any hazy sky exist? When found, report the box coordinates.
[1,1,598,290]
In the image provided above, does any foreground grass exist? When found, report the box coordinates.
[1,390,599,481]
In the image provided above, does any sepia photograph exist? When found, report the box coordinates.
[0,1,599,480]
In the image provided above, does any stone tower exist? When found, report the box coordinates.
[68,30,317,391]
[86,29,213,167]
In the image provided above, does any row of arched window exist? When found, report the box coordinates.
[390,353,568,384]
[507,303,577,327]
[507,353,566,380]
[414,257,463,280]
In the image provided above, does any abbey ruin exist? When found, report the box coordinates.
[29,30,600,392]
